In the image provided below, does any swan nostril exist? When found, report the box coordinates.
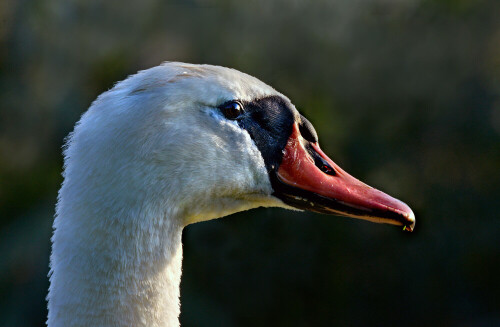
[319,163,335,175]
[305,143,336,176]
[315,155,336,176]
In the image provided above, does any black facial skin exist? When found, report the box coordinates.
[219,95,324,178]
[221,95,331,177]
[232,95,297,173]
[220,95,331,197]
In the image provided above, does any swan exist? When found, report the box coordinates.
[47,62,415,327]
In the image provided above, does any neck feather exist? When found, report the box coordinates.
[48,192,185,327]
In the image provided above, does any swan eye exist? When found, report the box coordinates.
[219,101,243,120]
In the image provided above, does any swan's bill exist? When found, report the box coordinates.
[272,123,416,232]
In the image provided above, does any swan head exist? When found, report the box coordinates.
[65,62,414,230]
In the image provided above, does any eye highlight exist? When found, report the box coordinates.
[219,101,243,120]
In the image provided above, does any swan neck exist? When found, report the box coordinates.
[48,203,185,327]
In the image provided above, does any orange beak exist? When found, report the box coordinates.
[273,123,415,231]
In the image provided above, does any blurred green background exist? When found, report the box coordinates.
[1,0,499,326]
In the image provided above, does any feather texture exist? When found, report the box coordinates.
[48,62,287,327]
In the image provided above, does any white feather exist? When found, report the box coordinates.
[48,62,290,327]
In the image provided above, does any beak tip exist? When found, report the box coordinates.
[402,208,416,232]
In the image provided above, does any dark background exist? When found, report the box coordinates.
[1,0,499,326]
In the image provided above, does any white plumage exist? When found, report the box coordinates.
[48,63,289,327]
